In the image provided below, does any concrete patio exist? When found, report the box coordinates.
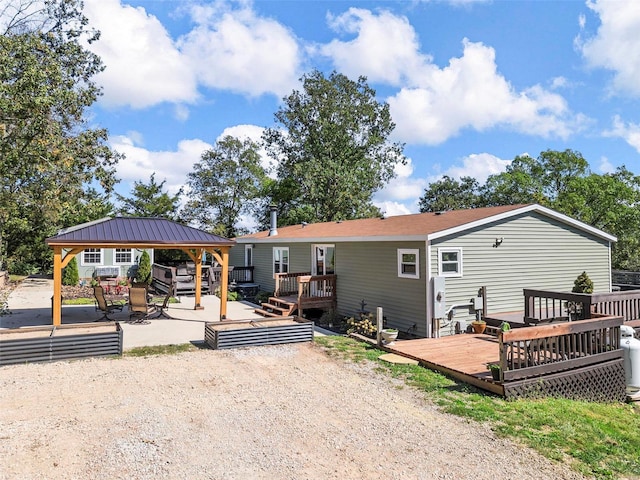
[1,277,267,349]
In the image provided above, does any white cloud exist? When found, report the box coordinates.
[578,0,640,97]
[83,0,302,109]
[179,2,301,98]
[84,0,198,108]
[374,201,414,217]
[111,134,211,195]
[374,157,428,213]
[604,115,640,153]
[598,156,615,174]
[439,152,511,184]
[319,10,585,145]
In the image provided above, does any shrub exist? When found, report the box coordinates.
[135,250,152,284]
[346,312,377,337]
[572,271,594,294]
[62,257,79,286]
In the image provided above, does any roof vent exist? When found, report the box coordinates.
[435,211,445,215]
[301,222,308,228]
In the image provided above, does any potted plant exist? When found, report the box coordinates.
[487,363,501,381]
[380,328,398,345]
[471,319,486,334]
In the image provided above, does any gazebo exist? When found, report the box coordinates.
[45,217,235,326]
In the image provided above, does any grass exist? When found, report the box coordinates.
[124,343,197,357]
[315,335,640,480]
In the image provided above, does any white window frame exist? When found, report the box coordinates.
[114,248,133,265]
[81,248,103,266]
[273,247,289,276]
[438,247,463,278]
[245,245,254,267]
[397,249,420,279]
[312,244,335,275]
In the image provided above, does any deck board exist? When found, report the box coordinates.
[380,334,505,396]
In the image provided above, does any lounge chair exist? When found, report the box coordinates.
[93,285,124,321]
[128,286,156,324]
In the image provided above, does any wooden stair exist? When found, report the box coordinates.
[255,297,298,318]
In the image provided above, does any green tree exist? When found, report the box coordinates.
[572,271,594,294]
[62,256,79,286]
[0,0,120,273]
[135,250,151,284]
[263,70,406,224]
[184,136,267,238]
[116,173,183,220]
[418,176,482,213]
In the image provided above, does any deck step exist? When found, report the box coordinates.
[268,297,296,307]
[254,308,281,318]
[261,303,289,313]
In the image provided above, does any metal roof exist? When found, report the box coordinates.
[46,217,235,247]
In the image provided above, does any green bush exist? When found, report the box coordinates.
[135,250,152,284]
[346,312,377,337]
[572,271,594,294]
[62,257,79,286]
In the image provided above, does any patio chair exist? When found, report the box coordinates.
[93,285,124,321]
[128,285,157,324]
[153,286,174,319]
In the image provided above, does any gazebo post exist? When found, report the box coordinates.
[52,247,63,326]
[194,249,204,310]
[220,248,229,320]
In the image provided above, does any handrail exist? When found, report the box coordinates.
[497,315,623,383]
[296,274,337,317]
[274,272,311,296]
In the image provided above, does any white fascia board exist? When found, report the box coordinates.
[236,235,429,244]
[427,204,617,243]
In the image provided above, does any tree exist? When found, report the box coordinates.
[262,70,406,224]
[184,136,267,238]
[418,176,482,213]
[572,271,594,294]
[62,256,79,286]
[0,0,120,273]
[135,250,151,284]
[116,173,183,220]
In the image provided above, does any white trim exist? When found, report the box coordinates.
[397,248,420,279]
[438,247,463,278]
[113,248,134,265]
[244,244,253,267]
[81,248,103,266]
[312,244,335,275]
[426,241,432,338]
[272,246,289,276]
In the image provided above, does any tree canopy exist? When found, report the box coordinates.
[262,70,406,225]
[116,173,182,220]
[184,136,267,238]
[0,0,120,274]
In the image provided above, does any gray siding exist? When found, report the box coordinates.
[336,242,428,337]
[245,243,313,293]
[430,212,611,335]
[76,248,153,282]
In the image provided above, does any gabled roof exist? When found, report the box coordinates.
[236,204,617,243]
[46,217,235,247]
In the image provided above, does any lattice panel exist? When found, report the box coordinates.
[504,360,626,402]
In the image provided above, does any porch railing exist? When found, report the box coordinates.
[274,272,311,296]
[498,315,623,383]
[230,266,254,284]
[524,288,640,323]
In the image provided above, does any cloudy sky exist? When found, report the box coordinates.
[79,0,640,219]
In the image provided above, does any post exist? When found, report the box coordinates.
[52,247,62,326]
[376,306,383,347]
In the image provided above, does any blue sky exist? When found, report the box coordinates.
[78,0,640,221]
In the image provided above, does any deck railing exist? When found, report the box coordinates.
[498,315,623,383]
[524,288,640,323]
[274,272,311,296]
[296,274,337,316]
[230,266,254,284]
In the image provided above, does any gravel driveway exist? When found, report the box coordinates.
[0,342,587,480]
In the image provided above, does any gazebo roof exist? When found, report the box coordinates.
[46,217,235,248]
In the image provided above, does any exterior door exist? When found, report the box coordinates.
[312,245,335,275]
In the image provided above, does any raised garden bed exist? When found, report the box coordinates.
[0,322,123,366]
[205,317,314,350]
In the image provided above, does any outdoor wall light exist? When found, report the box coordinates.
[493,237,504,248]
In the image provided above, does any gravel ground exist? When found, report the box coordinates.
[0,342,589,480]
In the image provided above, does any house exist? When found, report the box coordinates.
[230,204,616,338]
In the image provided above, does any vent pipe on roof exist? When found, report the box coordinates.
[268,205,278,236]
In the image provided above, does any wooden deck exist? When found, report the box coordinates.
[381,334,505,396]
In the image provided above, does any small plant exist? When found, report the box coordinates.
[62,257,79,286]
[346,312,377,337]
[572,271,594,294]
[487,363,501,381]
[135,250,152,284]
[254,290,272,304]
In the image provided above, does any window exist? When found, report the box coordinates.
[273,247,289,275]
[397,249,420,279]
[245,245,253,267]
[82,248,102,265]
[114,248,133,264]
[438,248,463,277]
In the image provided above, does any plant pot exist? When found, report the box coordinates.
[380,329,398,345]
[489,366,501,381]
[471,321,486,334]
